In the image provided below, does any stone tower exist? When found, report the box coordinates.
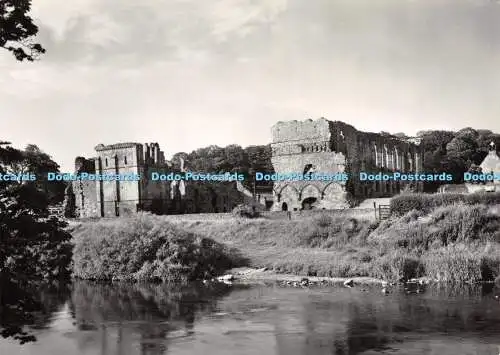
[94,142,169,217]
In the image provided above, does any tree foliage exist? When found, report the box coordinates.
[0,0,45,61]
[171,144,274,190]
[0,143,72,344]
[417,128,500,190]
[0,144,66,203]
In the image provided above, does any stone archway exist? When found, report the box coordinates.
[301,197,317,210]
[281,202,288,211]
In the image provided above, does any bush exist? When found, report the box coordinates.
[232,204,260,218]
[371,204,500,251]
[427,204,500,245]
[465,192,500,205]
[423,245,485,283]
[314,214,333,228]
[390,191,500,216]
[372,251,425,282]
[72,213,240,282]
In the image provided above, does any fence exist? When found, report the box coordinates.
[47,204,64,217]
[378,204,391,220]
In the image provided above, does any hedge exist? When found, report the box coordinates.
[390,192,500,216]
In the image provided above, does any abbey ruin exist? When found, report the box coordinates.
[270,118,423,211]
[64,118,425,218]
[64,142,258,218]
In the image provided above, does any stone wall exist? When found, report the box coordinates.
[64,157,99,218]
[172,181,246,214]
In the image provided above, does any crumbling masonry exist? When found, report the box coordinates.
[270,118,423,211]
[64,142,257,218]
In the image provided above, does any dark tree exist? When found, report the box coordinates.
[0,184,73,343]
[0,0,45,61]
[0,144,66,203]
[0,144,72,344]
[172,144,273,191]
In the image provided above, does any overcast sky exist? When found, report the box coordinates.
[1,0,500,172]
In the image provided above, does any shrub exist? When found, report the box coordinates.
[390,193,432,215]
[371,204,500,252]
[465,192,500,205]
[427,204,500,245]
[72,213,241,282]
[372,250,425,282]
[232,204,260,218]
[480,255,500,282]
[423,246,482,283]
[314,214,333,228]
[391,191,500,216]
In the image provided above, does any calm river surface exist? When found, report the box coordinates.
[1,281,500,355]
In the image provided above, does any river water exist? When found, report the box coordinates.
[1,281,499,355]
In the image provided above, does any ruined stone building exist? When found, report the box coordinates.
[64,142,260,218]
[479,142,500,186]
[270,118,423,211]
[466,141,500,193]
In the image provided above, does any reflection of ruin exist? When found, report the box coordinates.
[271,118,423,210]
[65,282,234,355]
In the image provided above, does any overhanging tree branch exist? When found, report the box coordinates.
[0,0,45,61]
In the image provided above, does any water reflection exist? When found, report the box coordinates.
[0,281,499,354]
[66,281,236,355]
[0,281,71,343]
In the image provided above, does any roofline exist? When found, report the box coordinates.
[94,143,142,151]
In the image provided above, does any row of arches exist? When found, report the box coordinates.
[371,144,420,171]
[274,182,343,201]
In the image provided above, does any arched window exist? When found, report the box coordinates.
[394,147,400,170]
[377,146,384,168]
[303,164,315,177]
[384,145,390,168]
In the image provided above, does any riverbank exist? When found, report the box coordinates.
[70,201,500,284]
[164,202,500,283]
[218,267,396,287]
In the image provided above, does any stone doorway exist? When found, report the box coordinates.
[301,197,317,210]
[281,202,288,211]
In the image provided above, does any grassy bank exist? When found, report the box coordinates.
[71,213,247,282]
[71,196,500,284]
[390,191,500,216]
[171,203,500,283]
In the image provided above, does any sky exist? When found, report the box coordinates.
[1,0,500,172]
